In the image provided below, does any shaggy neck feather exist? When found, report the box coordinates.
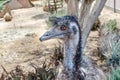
[64,22,81,72]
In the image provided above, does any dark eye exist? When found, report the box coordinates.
[60,25,67,31]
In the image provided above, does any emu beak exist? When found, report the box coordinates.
[40,30,69,41]
[39,31,54,41]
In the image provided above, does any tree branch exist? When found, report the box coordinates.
[67,0,79,17]
[81,0,107,49]
[79,0,94,29]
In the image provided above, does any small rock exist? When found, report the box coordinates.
[25,33,37,38]
[4,12,12,22]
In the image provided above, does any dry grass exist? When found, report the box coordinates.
[0,44,64,80]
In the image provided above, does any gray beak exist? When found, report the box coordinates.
[39,31,54,41]
[39,30,70,42]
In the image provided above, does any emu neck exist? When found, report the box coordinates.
[64,26,81,72]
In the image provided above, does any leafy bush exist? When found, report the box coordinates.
[99,20,118,36]
[99,19,120,80]
[0,0,8,11]
[107,20,117,31]
[99,33,120,66]
[108,67,120,80]
[0,6,3,10]
[99,19,120,67]
[0,0,4,10]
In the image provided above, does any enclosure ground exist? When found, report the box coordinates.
[0,1,120,76]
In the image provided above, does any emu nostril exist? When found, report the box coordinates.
[44,32,51,36]
[45,34,49,36]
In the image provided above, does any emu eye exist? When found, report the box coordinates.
[60,25,67,31]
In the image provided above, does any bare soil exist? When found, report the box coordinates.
[100,6,120,29]
[0,1,59,74]
[0,1,120,76]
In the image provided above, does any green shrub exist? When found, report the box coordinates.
[0,0,7,11]
[99,19,120,67]
[99,33,120,67]
[100,19,118,35]
[108,67,120,80]
[99,19,120,80]
[0,6,3,10]
[107,20,117,31]
[105,38,120,67]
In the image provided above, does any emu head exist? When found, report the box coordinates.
[40,16,80,41]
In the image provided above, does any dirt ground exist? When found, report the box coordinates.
[0,1,120,75]
[100,6,120,29]
[0,1,59,74]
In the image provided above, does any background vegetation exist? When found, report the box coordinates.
[99,20,120,80]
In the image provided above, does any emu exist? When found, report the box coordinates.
[39,16,106,80]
